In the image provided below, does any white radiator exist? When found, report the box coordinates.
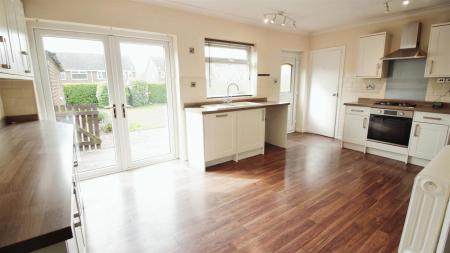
[399,146,450,253]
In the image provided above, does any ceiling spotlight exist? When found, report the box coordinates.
[281,16,287,26]
[262,11,296,29]
[270,15,276,24]
[384,0,391,13]
[402,0,410,5]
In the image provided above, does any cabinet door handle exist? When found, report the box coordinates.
[122,104,126,118]
[261,110,265,121]
[0,36,10,69]
[112,104,117,118]
[429,60,434,75]
[414,124,420,137]
[423,116,442,121]
[376,62,381,76]
[21,51,31,73]
[363,118,367,129]
[351,109,364,113]
[215,114,228,118]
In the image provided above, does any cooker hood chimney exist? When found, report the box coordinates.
[382,22,427,61]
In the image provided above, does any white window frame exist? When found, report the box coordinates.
[60,71,66,80]
[204,39,256,98]
[96,70,106,80]
[71,70,88,80]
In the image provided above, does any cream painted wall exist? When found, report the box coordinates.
[308,9,450,138]
[23,0,309,104]
[0,80,38,116]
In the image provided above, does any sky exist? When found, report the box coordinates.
[42,36,165,74]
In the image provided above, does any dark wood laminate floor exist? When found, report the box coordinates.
[81,133,421,253]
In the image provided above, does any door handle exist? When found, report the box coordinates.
[112,104,117,118]
[414,124,420,137]
[428,60,434,75]
[215,114,228,118]
[122,104,126,118]
[423,116,442,121]
[332,93,338,97]
[261,110,265,121]
[363,118,367,129]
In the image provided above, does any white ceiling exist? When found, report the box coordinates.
[135,0,450,33]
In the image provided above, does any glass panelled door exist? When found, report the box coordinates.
[35,29,177,178]
[114,38,176,167]
[280,52,299,133]
[38,34,121,177]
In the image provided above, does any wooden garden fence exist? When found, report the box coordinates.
[54,104,102,150]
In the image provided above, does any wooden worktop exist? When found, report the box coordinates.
[344,98,450,114]
[185,100,290,114]
[0,121,74,253]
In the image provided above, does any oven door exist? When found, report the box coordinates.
[367,114,413,147]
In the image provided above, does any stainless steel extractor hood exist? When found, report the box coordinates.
[382,22,427,61]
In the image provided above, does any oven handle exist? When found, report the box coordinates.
[414,124,420,137]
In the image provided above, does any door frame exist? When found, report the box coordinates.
[306,46,345,138]
[280,50,300,133]
[28,20,180,179]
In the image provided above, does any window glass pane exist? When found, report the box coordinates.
[72,72,88,80]
[204,45,248,60]
[206,62,250,98]
[280,64,292,93]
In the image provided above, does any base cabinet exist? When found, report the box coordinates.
[204,112,237,161]
[342,106,370,150]
[409,122,449,161]
[186,108,266,169]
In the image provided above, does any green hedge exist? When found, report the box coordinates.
[63,81,166,107]
[64,84,98,105]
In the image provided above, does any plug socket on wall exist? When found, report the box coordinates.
[437,77,446,84]
[190,81,196,87]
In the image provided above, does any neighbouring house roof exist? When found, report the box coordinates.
[46,51,64,71]
[53,52,135,71]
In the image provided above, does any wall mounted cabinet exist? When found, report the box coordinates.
[425,22,450,77]
[355,32,389,78]
[0,0,33,79]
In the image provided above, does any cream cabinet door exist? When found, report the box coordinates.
[425,23,450,77]
[343,112,369,146]
[409,122,449,160]
[13,0,32,76]
[356,33,388,78]
[0,0,15,74]
[203,112,236,162]
[236,108,265,153]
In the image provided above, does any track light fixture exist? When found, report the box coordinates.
[262,11,296,29]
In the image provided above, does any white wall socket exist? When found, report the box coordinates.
[437,77,446,84]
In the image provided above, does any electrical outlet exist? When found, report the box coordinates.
[190,81,196,88]
[437,77,446,84]
[446,77,450,83]
[189,47,195,54]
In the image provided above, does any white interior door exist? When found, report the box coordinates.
[307,47,344,137]
[279,51,299,133]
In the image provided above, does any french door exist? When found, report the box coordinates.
[33,28,177,179]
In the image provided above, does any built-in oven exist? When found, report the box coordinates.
[367,108,414,147]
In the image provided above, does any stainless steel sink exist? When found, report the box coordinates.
[201,102,261,109]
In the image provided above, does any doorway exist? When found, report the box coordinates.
[33,28,178,179]
[279,51,300,133]
[307,47,345,138]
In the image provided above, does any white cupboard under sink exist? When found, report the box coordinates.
[425,22,450,77]
[203,112,237,161]
[186,108,266,169]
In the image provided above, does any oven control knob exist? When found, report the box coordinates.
[378,110,383,113]
[399,112,404,116]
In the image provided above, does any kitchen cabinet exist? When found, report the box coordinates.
[425,22,450,77]
[356,32,389,78]
[0,0,33,79]
[236,108,265,153]
[185,107,268,169]
[342,106,370,150]
[408,112,450,161]
[203,112,237,161]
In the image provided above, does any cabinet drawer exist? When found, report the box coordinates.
[413,112,450,125]
[346,106,370,116]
